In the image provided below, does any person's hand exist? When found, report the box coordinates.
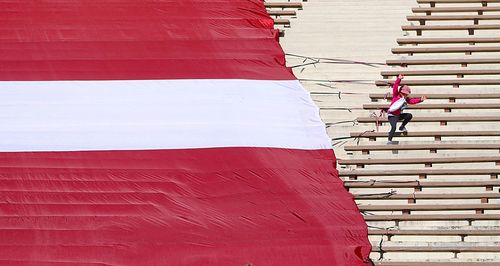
[398,74,404,79]
[421,95,427,101]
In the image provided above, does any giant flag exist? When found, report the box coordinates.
[0,0,372,265]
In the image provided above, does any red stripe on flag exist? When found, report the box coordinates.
[0,1,292,81]
[0,147,371,265]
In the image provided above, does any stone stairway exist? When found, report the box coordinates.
[280,0,500,264]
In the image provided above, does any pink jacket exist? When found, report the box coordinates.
[388,77,422,116]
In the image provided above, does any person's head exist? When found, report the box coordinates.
[399,85,411,97]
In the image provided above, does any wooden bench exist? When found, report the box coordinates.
[372,245,500,253]
[326,103,500,111]
[363,103,500,112]
[376,78,500,86]
[397,37,500,44]
[364,214,500,227]
[350,130,500,141]
[337,156,500,167]
[369,229,500,237]
[359,204,500,214]
[375,262,500,266]
[345,180,500,189]
[369,228,500,242]
[418,0,500,3]
[408,15,500,25]
[387,58,500,66]
[412,6,500,15]
[363,213,500,222]
[392,46,500,54]
[344,143,500,154]
[273,19,291,27]
[265,2,303,9]
[417,0,500,6]
[353,116,500,126]
[339,168,500,179]
[380,69,500,78]
[355,192,499,200]
[369,93,500,101]
[357,194,498,212]
[267,10,297,16]
[402,24,500,35]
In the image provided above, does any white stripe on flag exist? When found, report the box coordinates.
[0,79,331,151]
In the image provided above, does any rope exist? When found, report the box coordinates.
[347,180,421,185]
[332,140,350,148]
[366,225,399,261]
[367,225,398,231]
[325,120,358,128]
[318,106,363,111]
[384,91,391,100]
[308,82,378,105]
[290,61,320,69]
[329,130,374,143]
[299,78,375,85]
[369,110,386,132]
[356,130,375,145]
[357,190,397,198]
[377,237,385,261]
[285,53,386,68]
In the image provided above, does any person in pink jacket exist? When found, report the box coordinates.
[387,74,427,144]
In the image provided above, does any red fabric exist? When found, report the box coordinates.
[0,148,371,265]
[388,78,423,116]
[0,0,371,265]
[0,0,292,81]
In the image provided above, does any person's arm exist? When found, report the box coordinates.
[408,95,427,105]
[393,74,403,96]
